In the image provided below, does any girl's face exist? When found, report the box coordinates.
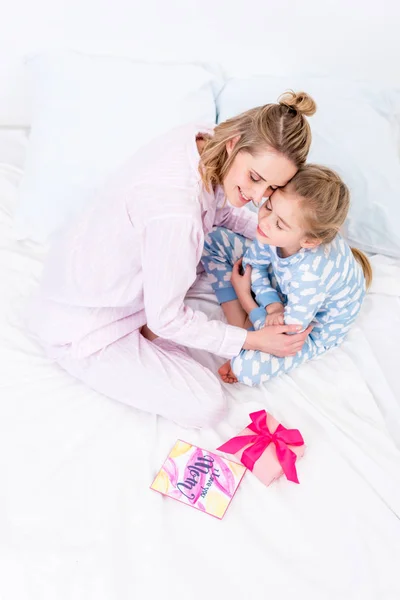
[223,138,298,209]
[256,189,319,256]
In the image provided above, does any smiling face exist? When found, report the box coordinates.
[222,137,298,209]
[256,188,320,256]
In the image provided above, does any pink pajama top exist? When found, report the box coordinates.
[28,124,257,360]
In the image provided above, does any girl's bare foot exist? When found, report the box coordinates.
[218,360,238,384]
[140,324,159,342]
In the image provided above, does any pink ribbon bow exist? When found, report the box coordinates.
[217,410,304,483]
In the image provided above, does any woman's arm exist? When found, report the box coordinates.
[141,216,247,358]
[141,217,310,358]
[214,204,258,239]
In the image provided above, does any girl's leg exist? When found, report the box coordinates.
[58,330,227,429]
[202,227,252,328]
[230,335,323,387]
[220,299,252,329]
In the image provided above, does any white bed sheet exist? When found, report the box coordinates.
[1,131,400,600]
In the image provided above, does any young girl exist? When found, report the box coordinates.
[202,164,372,386]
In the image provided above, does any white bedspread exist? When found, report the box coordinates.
[1,135,400,600]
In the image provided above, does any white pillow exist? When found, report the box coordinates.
[217,77,400,257]
[15,50,218,242]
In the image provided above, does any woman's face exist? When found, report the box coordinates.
[223,138,298,209]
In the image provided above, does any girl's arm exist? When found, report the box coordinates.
[230,260,277,331]
[244,242,282,308]
[283,272,326,332]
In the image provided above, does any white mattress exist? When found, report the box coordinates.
[1,131,400,600]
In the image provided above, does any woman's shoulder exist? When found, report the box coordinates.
[87,122,215,229]
[107,122,215,192]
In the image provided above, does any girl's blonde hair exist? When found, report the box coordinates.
[199,90,316,191]
[288,164,373,289]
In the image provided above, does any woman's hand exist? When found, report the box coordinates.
[244,324,313,357]
[231,259,255,313]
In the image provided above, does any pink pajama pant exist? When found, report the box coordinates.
[57,331,227,429]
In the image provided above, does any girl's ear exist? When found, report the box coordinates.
[300,237,321,250]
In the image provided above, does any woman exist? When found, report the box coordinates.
[28,91,316,428]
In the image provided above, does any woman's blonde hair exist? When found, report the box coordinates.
[199,90,316,191]
[288,164,373,289]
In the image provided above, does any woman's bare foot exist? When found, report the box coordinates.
[140,324,159,342]
[218,360,238,384]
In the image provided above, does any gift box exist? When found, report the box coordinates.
[217,410,305,486]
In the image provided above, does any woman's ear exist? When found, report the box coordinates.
[226,135,241,156]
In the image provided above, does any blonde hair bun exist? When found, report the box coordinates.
[278,90,317,117]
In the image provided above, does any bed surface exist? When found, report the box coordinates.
[1,131,400,600]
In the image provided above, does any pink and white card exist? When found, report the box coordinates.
[150,440,246,520]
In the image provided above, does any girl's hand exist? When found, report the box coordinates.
[231,259,253,310]
[265,312,285,326]
[264,302,285,326]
